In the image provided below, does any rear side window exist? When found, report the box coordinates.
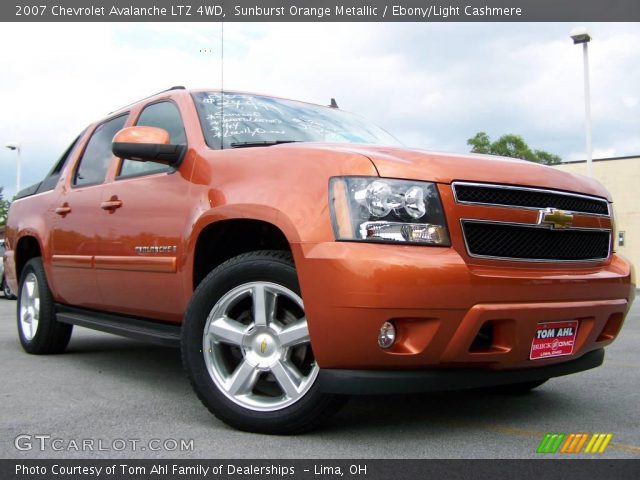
[74,115,127,187]
[38,134,83,193]
[50,136,80,176]
[118,101,186,178]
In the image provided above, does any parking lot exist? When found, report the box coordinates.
[0,296,638,459]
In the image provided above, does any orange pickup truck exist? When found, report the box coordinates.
[3,87,635,434]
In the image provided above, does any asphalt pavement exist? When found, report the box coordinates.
[0,296,638,459]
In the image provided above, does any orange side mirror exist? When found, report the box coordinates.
[113,126,171,145]
[112,126,185,165]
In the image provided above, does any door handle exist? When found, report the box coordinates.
[101,198,123,211]
[55,204,71,216]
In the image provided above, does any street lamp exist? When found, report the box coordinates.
[570,27,593,177]
[4,142,21,194]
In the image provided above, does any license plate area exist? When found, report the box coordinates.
[530,320,579,360]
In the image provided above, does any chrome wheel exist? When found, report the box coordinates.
[19,272,40,341]
[202,281,318,412]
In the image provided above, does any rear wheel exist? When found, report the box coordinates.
[17,258,73,354]
[182,250,345,434]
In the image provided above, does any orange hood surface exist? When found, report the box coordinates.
[276,143,611,201]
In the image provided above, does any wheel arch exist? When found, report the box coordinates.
[14,234,43,283]
[190,210,298,290]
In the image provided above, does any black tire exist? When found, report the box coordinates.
[492,379,548,395]
[17,258,73,354]
[182,250,345,434]
[3,275,17,300]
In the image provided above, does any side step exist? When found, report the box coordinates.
[56,305,181,348]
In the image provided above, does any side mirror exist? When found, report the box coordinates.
[112,126,185,165]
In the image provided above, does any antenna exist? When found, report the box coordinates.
[220,11,224,149]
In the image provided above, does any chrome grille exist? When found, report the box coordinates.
[461,221,611,262]
[453,182,612,262]
[453,182,609,215]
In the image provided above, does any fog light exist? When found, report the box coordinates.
[378,321,396,349]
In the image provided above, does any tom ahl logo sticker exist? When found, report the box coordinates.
[530,320,578,360]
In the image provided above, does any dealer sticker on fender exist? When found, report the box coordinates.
[530,321,579,360]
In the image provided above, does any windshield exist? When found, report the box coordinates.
[192,91,401,149]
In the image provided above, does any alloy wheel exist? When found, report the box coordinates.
[202,282,318,411]
[19,272,40,340]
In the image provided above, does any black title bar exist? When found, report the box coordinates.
[4,459,640,480]
[3,0,640,22]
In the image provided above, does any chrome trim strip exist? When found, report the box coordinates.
[459,219,612,263]
[452,181,611,217]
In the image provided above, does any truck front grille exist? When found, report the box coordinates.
[452,182,612,262]
[453,183,609,215]
[461,221,611,262]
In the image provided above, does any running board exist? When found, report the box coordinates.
[56,305,181,348]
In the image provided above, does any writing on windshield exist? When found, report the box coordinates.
[192,92,400,149]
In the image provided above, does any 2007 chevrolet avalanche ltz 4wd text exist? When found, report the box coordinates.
[3,88,635,434]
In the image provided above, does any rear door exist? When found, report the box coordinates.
[49,114,128,307]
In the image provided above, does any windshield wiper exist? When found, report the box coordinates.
[229,140,301,149]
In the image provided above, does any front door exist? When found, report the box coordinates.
[95,101,192,322]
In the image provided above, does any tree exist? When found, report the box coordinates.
[0,187,11,227]
[467,132,562,165]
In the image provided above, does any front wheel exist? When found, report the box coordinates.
[181,250,345,434]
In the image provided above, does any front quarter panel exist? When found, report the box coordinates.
[185,145,378,253]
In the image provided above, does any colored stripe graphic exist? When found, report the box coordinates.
[537,433,565,453]
[585,433,614,453]
[549,434,565,453]
[560,433,589,453]
[573,434,589,453]
[537,434,553,453]
[584,434,598,453]
[560,434,575,453]
[540,433,613,454]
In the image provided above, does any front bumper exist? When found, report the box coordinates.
[293,242,634,370]
[319,348,604,394]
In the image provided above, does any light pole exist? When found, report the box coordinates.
[4,142,21,195]
[570,27,593,177]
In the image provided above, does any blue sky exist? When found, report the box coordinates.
[0,22,638,198]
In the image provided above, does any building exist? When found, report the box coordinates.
[554,155,638,275]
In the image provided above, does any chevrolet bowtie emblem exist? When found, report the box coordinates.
[539,208,574,229]
[260,339,267,354]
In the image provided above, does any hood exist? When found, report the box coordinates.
[283,143,610,201]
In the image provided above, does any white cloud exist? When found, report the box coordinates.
[0,22,638,197]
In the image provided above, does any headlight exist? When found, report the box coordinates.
[329,176,450,245]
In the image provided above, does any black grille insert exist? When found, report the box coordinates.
[462,221,610,261]
[454,184,609,215]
